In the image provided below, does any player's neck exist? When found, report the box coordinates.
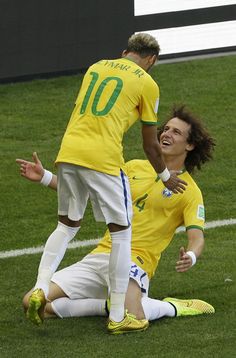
[122,53,147,71]
[163,156,185,172]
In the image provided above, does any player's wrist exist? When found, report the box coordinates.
[40,169,53,186]
[159,168,170,182]
[186,251,197,266]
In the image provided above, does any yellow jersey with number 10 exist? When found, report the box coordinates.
[56,58,160,176]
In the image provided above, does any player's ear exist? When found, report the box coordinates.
[186,143,195,152]
[122,50,128,57]
[151,54,157,65]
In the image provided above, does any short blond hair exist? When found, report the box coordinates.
[126,33,160,58]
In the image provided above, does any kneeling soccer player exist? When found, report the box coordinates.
[18,105,216,333]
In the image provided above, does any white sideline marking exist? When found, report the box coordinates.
[0,239,100,259]
[1,218,235,259]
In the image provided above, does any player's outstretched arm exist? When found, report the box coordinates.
[175,228,204,272]
[16,152,57,191]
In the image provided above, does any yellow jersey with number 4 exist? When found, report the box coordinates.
[56,58,159,175]
[92,160,205,279]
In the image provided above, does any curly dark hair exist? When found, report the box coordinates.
[158,105,216,173]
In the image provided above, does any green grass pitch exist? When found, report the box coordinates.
[0,55,235,357]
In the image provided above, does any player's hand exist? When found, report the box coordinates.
[175,247,193,272]
[16,152,44,182]
[164,171,187,194]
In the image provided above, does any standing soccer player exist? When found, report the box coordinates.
[26,33,186,333]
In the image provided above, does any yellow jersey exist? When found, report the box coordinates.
[92,159,205,279]
[56,58,160,176]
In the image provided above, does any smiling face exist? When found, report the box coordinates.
[160,117,194,159]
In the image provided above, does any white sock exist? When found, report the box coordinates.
[109,227,131,322]
[141,297,176,321]
[34,222,80,297]
[51,298,106,318]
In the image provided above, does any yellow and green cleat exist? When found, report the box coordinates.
[163,297,215,317]
[107,311,149,335]
[26,288,46,326]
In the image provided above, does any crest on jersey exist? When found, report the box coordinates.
[162,188,173,198]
